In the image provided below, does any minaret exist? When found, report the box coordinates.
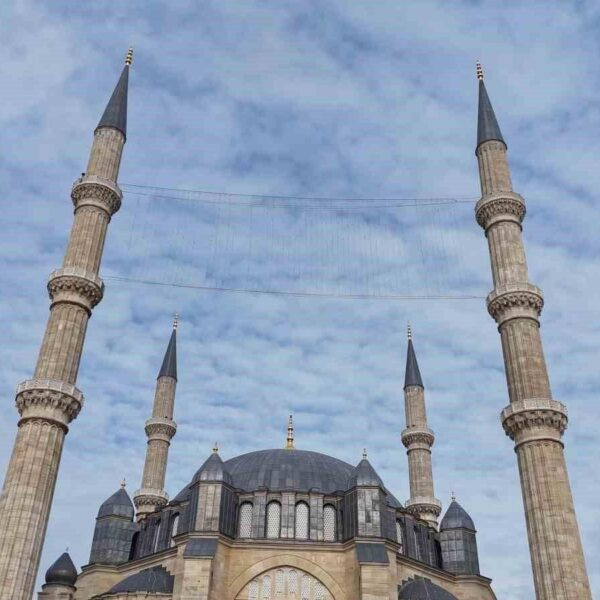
[474,64,591,599]
[0,49,132,600]
[401,325,441,527]
[133,316,178,521]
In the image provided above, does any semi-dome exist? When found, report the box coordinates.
[224,449,355,493]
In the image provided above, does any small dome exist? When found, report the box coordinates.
[349,458,384,487]
[109,565,174,594]
[440,500,475,531]
[45,552,77,587]
[399,578,458,599]
[97,487,134,520]
[192,452,232,485]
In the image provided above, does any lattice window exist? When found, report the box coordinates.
[275,569,284,595]
[262,575,272,598]
[288,570,298,594]
[249,581,259,600]
[301,575,310,600]
[323,505,336,541]
[239,502,253,538]
[266,502,281,538]
[295,502,309,539]
[395,520,404,551]
[315,582,326,600]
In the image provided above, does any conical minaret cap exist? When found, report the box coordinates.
[97,49,132,139]
[45,551,77,586]
[158,326,177,381]
[404,330,424,389]
[476,63,505,152]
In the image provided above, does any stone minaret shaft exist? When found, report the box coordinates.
[401,328,441,527]
[133,320,178,521]
[474,65,591,600]
[0,51,131,600]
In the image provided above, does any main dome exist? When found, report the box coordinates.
[224,449,355,494]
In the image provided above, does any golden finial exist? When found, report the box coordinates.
[213,442,219,454]
[407,322,412,340]
[285,415,295,449]
[476,62,483,81]
[173,313,179,330]
[362,448,368,460]
[120,478,126,489]
[125,47,134,66]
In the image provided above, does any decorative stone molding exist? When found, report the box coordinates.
[486,283,543,326]
[404,497,442,519]
[401,427,435,449]
[48,267,104,312]
[15,379,84,427]
[501,398,568,447]
[133,488,169,511]
[475,191,526,230]
[71,175,122,216]
[145,417,177,441]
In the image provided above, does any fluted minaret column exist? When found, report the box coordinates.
[0,50,132,600]
[401,326,441,527]
[133,317,178,521]
[474,64,591,600]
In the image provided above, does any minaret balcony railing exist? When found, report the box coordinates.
[405,497,442,515]
[144,417,177,441]
[133,488,169,509]
[47,267,105,313]
[475,190,526,230]
[486,282,543,326]
[401,426,435,449]
[501,398,568,447]
[71,175,122,216]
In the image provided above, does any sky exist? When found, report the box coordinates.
[1,1,600,598]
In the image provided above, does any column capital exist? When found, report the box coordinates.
[47,267,104,314]
[501,398,568,446]
[15,379,84,429]
[71,176,122,217]
[475,191,526,230]
[486,283,543,326]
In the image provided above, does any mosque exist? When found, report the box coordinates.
[0,50,591,600]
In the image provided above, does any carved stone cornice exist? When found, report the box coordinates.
[71,175,122,217]
[475,191,526,230]
[145,417,177,441]
[133,488,169,512]
[401,427,435,449]
[501,398,568,447]
[15,379,84,429]
[48,267,104,313]
[486,283,543,326]
[404,497,442,519]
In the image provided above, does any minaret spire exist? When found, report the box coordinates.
[285,414,295,449]
[474,67,591,598]
[97,48,132,139]
[0,51,131,599]
[133,317,179,521]
[401,326,441,527]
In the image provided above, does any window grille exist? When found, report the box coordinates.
[395,520,404,551]
[323,505,336,541]
[170,514,180,547]
[239,502,253,538]
[301,575,310,600]
[266,502,281,538]
[275,569,284,595]
[249,580,259,599]
[262,575,272,598]
[288,570,298,594]
[315,582,326,600]
[295,502,309,540]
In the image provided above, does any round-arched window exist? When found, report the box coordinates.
[295,502,309,540]
[266,501,281,538]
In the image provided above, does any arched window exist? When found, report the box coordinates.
[301,574,310,600]
[275,569,284,595]
[249,580,259,599]
[153,519,161,552]
[288,570,298,594]
[239,502,253,538]
[266,501,281,538]
[262,574,272,598]
[128,531,139,561]
[323,505,336,541]
[395,520,404,551]
[170,513,180,547]
[295,502,309,540]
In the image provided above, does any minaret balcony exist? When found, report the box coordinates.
[71,175,122,216]
[401,427,435,449]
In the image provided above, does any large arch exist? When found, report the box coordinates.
[228,554,344,600]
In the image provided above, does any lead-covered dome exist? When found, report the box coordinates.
[224,449,355,493]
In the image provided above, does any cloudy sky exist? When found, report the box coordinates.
[1,1,600,598]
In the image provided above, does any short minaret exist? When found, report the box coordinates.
[37,551,78,599]
[0,49,132,600]
[474,64,591,599]
[401,325,441,527]
[133,316,179,521]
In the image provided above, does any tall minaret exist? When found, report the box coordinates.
[133,316,178,521]
[0,49,132,600]
[474,64,591,599]
[401,325,441,527]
